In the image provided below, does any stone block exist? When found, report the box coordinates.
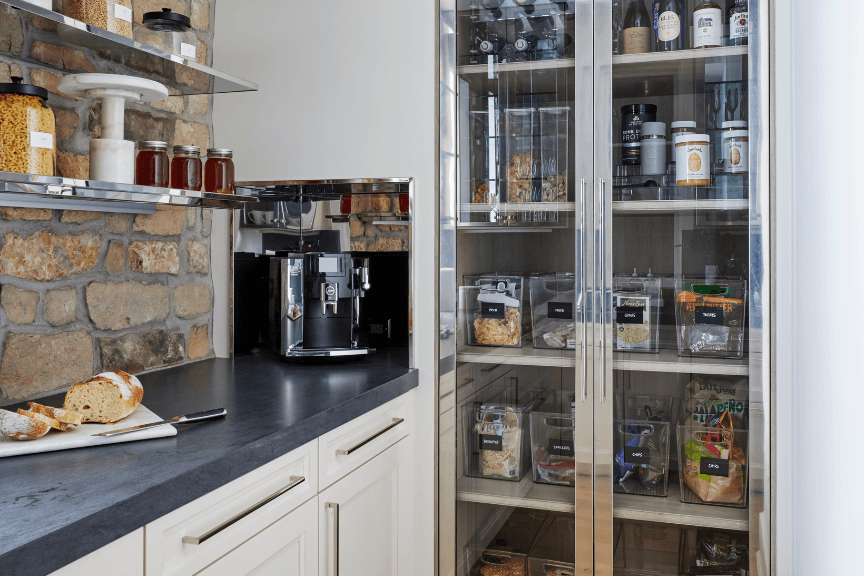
[55,108,79,140]
[0,231,100,281]
[44,288,77,326]
[126,108,171,146]
[188,324,209,359]
[175,62,209,92]
[351,195,371,213]
[31,41,94,72]
[31,69,66,97]
[369,237,403,252]
[56,151,89,179]
[151,95,183,114]
[61,210,102,224]
[196,39,207,65]
[173,119,210,153]
[186,240,208,274]
[186,208,196,229]
[370,195,391,212]
[350,239,368,252]
[0,207,52,221]
[1,285,38,324]
[106,213,132,234]
[129,241,180,274]
[86,281,170,330]
[0,331,94,399]
[191,0,210,31]
[185,94,209,116]
[174,284,211,318]
[105,240,125,274]
[99,329,185,374]
[133,206,186,236]
[0,5,23,55]
[202,209,212,237]
[0,61,22,83]
[349,220,365,237]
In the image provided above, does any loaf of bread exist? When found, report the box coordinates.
[27,402,83,431]
[0,408,52,441]
[63,371,143,424]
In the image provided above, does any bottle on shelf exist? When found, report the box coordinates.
[479,35,507,57]
[622,0,652,54]
[727,0,749,46]
[693,0,723,49]
[653,0,685,51]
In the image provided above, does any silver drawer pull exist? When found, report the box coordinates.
[182,475,306,545]
[335,418,405,456]
[326,502,340,576]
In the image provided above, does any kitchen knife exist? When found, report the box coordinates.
[91,408,227,437]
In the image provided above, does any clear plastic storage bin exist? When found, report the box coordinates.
[462,274,525,348]
[528,558,575,576]
[615,395,675,423]
[505,108,539,203]
[613,521,683,575]
[471,550,527,576]
[680,527,749,574]
[65,0,133,38]
[613,275,661,353]
[538,107,570,203]
[613,420,671,497]
[530,411,575,486]
[677,425,748,508]
[529,274,578,349]
[675,279,747,359]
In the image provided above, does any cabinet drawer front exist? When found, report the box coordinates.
[146,440,318,576]
[50,528,143,576]
[194,496,318,576]
[318,392,412,490]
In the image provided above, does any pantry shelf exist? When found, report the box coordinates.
[456,58,575,76]
[613,45,747,71]
[456,474,575,514]
[0,171,253,209]
[461,201,576,213]
[1,0,257,95]
[612,198,749,214]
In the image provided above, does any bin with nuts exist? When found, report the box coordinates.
[0,77,56,177]
[65,0,134,39]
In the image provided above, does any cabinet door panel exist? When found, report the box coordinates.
[49,529,143,576]
[319,439,413,576]
[195,496,318,576]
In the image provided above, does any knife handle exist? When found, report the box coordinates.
[175,408,227,424]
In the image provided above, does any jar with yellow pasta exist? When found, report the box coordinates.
[64,0,134,39]
[0,77,56,177]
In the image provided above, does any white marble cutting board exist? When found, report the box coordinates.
[0,405,177,458]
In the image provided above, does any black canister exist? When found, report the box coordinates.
[621,104,657,165]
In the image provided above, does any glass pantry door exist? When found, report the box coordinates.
[596,1,769,575]
[439,1,595,574]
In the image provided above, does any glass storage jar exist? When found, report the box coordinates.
[65,0,133,39]
[204,148,234,194]
[0,77,56,177]
[136,8,197,60]
[171,145,202,191]
[675,134,711,186]
[722,130,749,174]
[135,141,169,187]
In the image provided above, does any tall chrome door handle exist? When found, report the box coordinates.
[326,502,339,576]
[580,178,588,402]
[600,178,607,403]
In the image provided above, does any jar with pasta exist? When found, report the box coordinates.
[0,77,56,177]
[65,0,134,39]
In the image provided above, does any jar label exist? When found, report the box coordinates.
[658,11,681,42]
[30,131,53,150]
[693,8,722,48]
[181,43,197,59]
[622,27,651,54]
[114,4,132,23]
[730,11,749,39]
[676,143,710,182]
[724,140,748,173]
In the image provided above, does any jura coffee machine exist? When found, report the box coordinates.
[270,252,372,357]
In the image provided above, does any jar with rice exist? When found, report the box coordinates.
[0,77,56,177]
[64,0,133,39]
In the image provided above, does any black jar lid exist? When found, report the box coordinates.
[0,77,48,100]
[621,104,657,115]
[143,8,191,28]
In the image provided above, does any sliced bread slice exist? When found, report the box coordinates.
[0,408,51,441]
[18,409,61,431]
[27,402,83,431]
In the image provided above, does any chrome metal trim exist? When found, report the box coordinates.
[335,418,405,456]
[599,178,607,405]
[181,476,306,545]
[326,502,340,576]
[281,347,373,358]
[581,178,589,403]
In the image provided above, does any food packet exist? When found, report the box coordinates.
[685,375,748,428]
[475,409,523,481]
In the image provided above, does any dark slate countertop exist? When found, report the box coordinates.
[0,349,417,576]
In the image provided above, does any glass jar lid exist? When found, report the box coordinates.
[0,76,48,100]
[206,148,233,158]
[173,145,200,155]
[139,141,168,151]
[676,134,710,144]
[721,120,748,130]
[143,8,192,29]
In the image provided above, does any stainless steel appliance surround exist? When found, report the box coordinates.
[438,1,770,575]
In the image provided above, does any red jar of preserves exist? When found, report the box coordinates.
[399,193,409,213]
[135,141,169,187]
[204,148,234,194]
[171,145,202,190]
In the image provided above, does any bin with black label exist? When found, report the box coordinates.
[613,275,661,353]
[674,278,747,359]
[529,410,576,486]
[613,420,671,497]
[462,274,525,348]
[529,274,580,349]
[677,425,749,508]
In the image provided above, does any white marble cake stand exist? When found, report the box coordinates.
[58,74,169,184]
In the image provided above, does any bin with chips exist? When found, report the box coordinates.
[677,424,749,508]
[613,420,671,497]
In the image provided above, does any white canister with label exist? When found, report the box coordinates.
[676,134,711,186]
[693,4,723,48]
[723,130,749,174]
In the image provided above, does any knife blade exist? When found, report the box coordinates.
[91,408,227,437]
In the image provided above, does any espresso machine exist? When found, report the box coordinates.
[269,252,372,357]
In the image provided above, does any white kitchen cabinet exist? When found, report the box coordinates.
[48,528,143,576]
[193,496,318,576]
[319,439,413,576]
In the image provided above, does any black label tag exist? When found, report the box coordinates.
[547,302,573,320]
[700,457,730,477]
[480,434,503,452]
[624,445,651,465]
[547,438,574,457]
[695,306,724,325]
[616,306,644,325]
[481,302,506,320]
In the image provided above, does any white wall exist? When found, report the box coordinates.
[213,1,437,573]
[776,1,864,573]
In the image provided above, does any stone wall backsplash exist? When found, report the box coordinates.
[348,195,409,252]
[0,206,214,406]
[0,1,219,405]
